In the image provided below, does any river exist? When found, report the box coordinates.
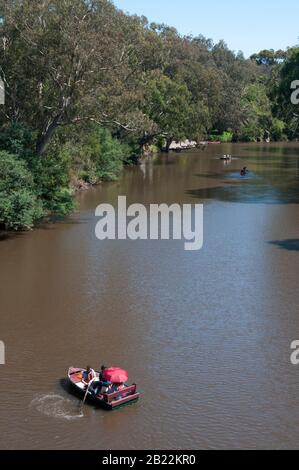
[1,142,299,450]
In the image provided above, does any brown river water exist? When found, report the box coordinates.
[1,143,299,450]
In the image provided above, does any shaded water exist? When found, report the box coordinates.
[1,143,299,449]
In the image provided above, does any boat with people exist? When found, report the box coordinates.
[68,366,140,410]
[220,154,232,160]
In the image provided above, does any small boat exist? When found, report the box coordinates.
[208,141,221,145]
[219,155,232,160]
[68,367,140,410]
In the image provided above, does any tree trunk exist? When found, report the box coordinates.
[165,137,173,153]
[36,119,60,156]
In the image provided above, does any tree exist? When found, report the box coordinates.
[143,74,202,149]
[237,83,272,141]
[56,124,131,182]
[0,0,148,155]
[250,49,287,66]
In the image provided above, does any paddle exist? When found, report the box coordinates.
[80,378,95,412]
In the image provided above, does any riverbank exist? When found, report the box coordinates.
[1,139,298,233]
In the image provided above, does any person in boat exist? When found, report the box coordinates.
[90,378,103,397]
[115,383,125,392]
[99,365,107,381]
[82,366,96,388]
[101,382,111,393]
[107,383,115,394]
[90,365,109,397]
[112,383,127,400]
[95,381,111,399]
[240,167,248,176]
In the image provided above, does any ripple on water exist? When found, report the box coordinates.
[30,394,83,421]
[225,171,262,181]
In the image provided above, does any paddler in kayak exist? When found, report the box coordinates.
[240,167,248,176]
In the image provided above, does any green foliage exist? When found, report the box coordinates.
[237,83,272,141]
[250,49,287,66]
[271,118,287,141]
[59,126,130,183]
[0,151,43,230]
[237,125,261,142]
[144,74,204,144]
[0,123,35,156]
[209,131,233,142]
[29,152,75,216]
[87,127,129,181]
[0,124,75,220]
[148,144,160,154]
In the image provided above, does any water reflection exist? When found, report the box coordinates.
[188,183,299,204]
[269,239,299,251]
[245,145,299,156]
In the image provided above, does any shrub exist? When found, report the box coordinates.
[271,118,287,141]
[84,127,130,181]
[0,151,43,230]
[209,131,233,142]
[29,152,75,216]
[0,123,36,157]
[60,125,130,183]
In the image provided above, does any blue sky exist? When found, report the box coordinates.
[114,0,299,57]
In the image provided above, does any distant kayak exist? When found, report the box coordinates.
[68,367,140,410]
[220,155,232,160]
[240,167,249,177]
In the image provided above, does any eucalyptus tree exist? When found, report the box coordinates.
[0,0,148,155]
